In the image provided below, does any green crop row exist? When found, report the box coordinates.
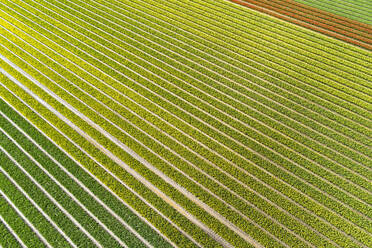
[0,21,316,248]
[0,187,47,248]
[0,65,221,246]
[0,154,78,247]
[0,62,314,248]
[0,219,23,248]
[0,22,370,248]
[0,130,124,247]
[2,69,209,246]
[0,40,276,247]
[0,110,152,248]
[1,48,252,246]
[0,98,174,248]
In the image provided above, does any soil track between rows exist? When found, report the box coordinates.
[229,0,372,51]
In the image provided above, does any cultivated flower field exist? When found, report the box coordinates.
[0,0,371,247]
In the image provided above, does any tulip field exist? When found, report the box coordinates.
[0,0,371,247]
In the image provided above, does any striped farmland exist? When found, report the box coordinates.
[0,0,371,247]
[293,0,372,25]
[232,0,372,50]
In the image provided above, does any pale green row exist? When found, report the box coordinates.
[294,0,372,25]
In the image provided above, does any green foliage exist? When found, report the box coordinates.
[0,98,174,248]
[0,221,23,248]
[0,190,47,248]
[0,0,371,247]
